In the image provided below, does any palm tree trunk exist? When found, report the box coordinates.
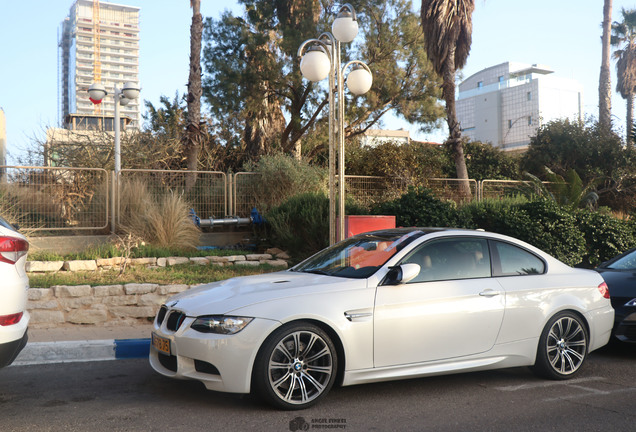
[442,41,471,199]
[627,91,634,144]
[599,0,613,131]
[184,0,203,191]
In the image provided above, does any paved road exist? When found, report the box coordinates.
[1,343,635,432]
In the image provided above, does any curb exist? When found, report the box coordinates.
[12,338,150,366]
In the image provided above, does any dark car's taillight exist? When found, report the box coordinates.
[0,236,29,265]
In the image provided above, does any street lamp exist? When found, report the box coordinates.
[87,81,140,175]
[88,81,140,233]
[298,4,372,244]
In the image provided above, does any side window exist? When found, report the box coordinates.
[491,241,545,276]
[402,238,491,282]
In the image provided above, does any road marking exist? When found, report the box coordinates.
[543,387,636,402]
[494,377,604,392]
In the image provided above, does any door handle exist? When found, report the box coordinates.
[479,289,500,297]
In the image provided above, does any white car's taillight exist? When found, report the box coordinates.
[0,236,29,265]
[597,282,610,299]
[0,312,23,326]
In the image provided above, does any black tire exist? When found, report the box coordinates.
[253,322,337,410]
[531,311,588,380]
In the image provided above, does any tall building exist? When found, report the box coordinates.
[58,0,141,131]
[456,62,582,151]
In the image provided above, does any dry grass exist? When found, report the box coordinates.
[118,179,200,249]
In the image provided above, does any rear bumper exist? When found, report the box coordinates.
[586,305,615,352]
[0,330,28,368]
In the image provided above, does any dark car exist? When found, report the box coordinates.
[596,247,636,343]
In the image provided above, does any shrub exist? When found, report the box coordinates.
[346,141,446,184]
[242,154,327,212]
[515,200,586,266]
[266,192,366,260]
[118,179,200,249]
[459,197,532,233]
[371,187,460,227]
[575,210,636,267]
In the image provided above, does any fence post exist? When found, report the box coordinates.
[227,173,233,216]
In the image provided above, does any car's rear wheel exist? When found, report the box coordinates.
[532,311,588,380]
[253,322,337,410]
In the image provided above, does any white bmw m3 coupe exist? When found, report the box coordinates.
[150,228,614,409]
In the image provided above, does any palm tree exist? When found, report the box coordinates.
[184,0,204,189]
[612,8,636,145]
[599,0,613,131]
[421,0,474,197]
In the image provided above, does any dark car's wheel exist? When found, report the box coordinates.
[253,322,337,410]
[532,311,588,380]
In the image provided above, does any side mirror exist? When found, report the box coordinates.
[384,263,421,285]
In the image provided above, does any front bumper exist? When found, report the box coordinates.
[149,310,280,394]
[613,310,636,343]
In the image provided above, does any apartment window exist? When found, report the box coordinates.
[498,76,504,83]
[508,120,512,129]
[528,116,533,126]
[477,81,483,89]
[527,91,532,101]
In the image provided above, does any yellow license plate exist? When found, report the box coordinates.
[152,333,171,355]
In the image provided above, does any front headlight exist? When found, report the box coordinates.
[191,315,253,334]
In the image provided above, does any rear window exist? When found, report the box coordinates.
[492,241,545,276]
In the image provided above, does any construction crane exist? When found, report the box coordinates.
[93,0,102,114]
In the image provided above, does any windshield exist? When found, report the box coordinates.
[603,249,636,270]
[293,230,425,279]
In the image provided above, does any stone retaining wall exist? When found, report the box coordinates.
[27,283,194,328]
[26,253,289,273]
[26,252,289,328]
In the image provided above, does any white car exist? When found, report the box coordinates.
[150,228,614,410]
[0,216,29,368]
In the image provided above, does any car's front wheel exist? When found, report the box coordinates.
[532,311,588,380]
[253,322,337,410]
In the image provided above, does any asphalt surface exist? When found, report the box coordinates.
[1,342,635,432]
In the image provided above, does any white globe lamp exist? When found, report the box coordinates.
[346,64,373,95]
[300,47,331,82]
[88,83,107,104]
[122,82,140,100]
[332,6,358,43]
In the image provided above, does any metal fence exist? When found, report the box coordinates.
[1,165,553,234]
[118,169,227,224]
[0,166,109,231]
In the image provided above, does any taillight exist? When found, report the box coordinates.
[0,236,29,265]
[597,282,610,299]
[0,312,23,326]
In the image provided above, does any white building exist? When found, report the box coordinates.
[58,0,141,130]
[456,62,583,151]
[361,129,411,147]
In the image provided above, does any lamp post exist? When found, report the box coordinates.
[298,4,372,244]
[88,81,140,233]
[87,81,140,175]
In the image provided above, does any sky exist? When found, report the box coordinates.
[0,0,634,163]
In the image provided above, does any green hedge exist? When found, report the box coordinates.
[371,192,636,268]
[265,189,636,267]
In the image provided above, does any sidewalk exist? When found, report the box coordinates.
[12,324,154,366]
